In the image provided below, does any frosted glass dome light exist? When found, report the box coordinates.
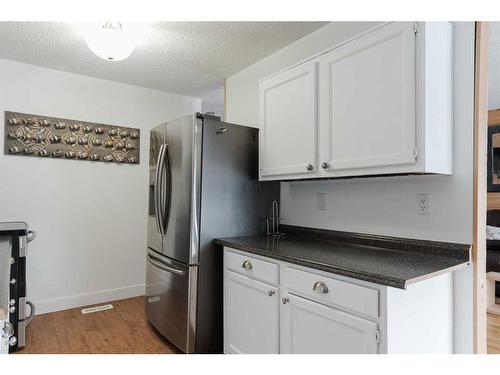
[82,22,136,62]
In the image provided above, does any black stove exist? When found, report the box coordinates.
[1,222,35,353]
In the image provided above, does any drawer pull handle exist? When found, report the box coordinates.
[242,260,253,271]
[267,290,275,296]
[312,281,329,294]
[282,297,289,304]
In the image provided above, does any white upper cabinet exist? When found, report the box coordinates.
[259,61,318,177]
[258,22,453,181]
[319,22,416,173]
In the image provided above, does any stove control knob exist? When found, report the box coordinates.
[3,322,14,338]
[9,336,17,347]
[9,299,15,306]
[9,305,16,313]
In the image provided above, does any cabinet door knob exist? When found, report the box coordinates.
[321,162,329,170]
[241,260,253,270]
[312,281,329,294]
[268,290,275,296]
[306,164,314,171]
[282,297,289,304]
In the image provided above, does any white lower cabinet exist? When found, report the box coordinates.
[224,270,279,354]
[223,247,454,354]
[280,293,378,354]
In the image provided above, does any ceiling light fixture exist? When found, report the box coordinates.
[82,21,136,62]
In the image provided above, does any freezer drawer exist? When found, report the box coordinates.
[145,249,197,353]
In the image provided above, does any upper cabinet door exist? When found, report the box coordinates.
[319,22,416,172]
[259,61,318,178]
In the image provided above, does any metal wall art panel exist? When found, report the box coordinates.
[4,111,140,164]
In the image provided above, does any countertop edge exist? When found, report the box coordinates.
[404,261,470,287]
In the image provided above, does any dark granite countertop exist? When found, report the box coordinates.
[214,225,470,289]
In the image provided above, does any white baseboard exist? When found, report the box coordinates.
[33,284,146,315]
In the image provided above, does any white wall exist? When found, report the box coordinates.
[0,59,201,314]
[225,22,475,353]
[201,85,225,120]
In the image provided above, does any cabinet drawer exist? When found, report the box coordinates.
[225,249,279,285]
[282,266,379,319]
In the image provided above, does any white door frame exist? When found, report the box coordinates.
[472,21,489,354]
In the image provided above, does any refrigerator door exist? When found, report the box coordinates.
[161,115,202,265]
[147,124,165,253]
[194,118,280,353]
[145,249,198,353]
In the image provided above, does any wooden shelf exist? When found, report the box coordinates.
[488,304,500,316]
[487,271,500,281]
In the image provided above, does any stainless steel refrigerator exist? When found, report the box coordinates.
[146,113,279,353]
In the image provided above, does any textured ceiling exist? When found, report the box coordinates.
[0,21,328,98]
[490,22,500,110]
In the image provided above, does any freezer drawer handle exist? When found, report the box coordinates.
[147,254,185,275]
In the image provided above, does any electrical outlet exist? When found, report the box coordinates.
[316,193,326,211]
[417,194,430,215]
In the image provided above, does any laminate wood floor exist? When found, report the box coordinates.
[488,312,500,354]
[16,296,180,354]
[20,296,500,354]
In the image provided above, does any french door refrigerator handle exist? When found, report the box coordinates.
[147,253,185,275]
[161,144,172,236]
[154,145,166,234]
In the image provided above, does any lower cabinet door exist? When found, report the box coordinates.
[224,270,279,353]
[280,293,378,354]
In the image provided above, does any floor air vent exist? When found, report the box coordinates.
[81,304,114,314]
